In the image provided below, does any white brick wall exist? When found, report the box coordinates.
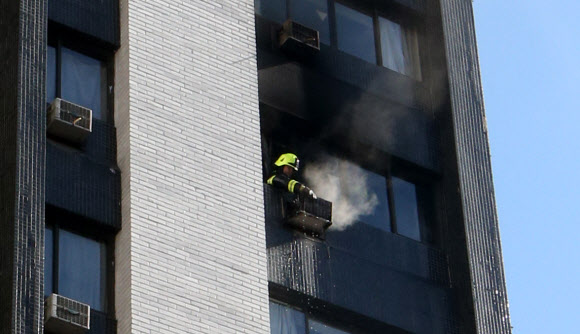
[115,0,269,333]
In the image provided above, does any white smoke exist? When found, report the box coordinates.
[303,157,378,231]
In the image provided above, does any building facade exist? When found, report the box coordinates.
[0,0,510,333]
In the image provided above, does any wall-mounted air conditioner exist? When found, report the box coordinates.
[279,19,320,55]
[44,293,90,334]
[47,98,92,143]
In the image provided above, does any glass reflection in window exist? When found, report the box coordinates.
[58,230,106,310]
[291,0,330,45]
[392,177,421,241]
[270,301,306,334]
[379,17,420,79]
[335,3,376,64]
[358,169,391,232]
[255,0,286,23]
[309,320,350,334]
[61,47,103,120]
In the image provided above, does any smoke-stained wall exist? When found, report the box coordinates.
[115,0,269,333]
[256,0,510,333]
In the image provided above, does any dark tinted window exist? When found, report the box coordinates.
[335,3,376,63]
[255,0,286,23]
[270,301,306,333]
[58,229,106,310]
[309,320,350,334]
[61,47,104,120]
[359,169,391,232]
[291,0,330,45]
[392,177,420,241]
[379,16,421,79]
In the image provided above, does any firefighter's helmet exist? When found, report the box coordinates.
[274,153,300,171]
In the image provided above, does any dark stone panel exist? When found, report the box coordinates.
[83,119,118,165]
[48,0,119,47]
[326,224,449,285]
[88,310,117,334]
[392,0,426,12]
[267,238,454,334]
[265,185,454,334]
[438,0,512,333]
[0,0,21,329]
[0,0,47,332]
[46,120,121,229]
[270,283,414,334]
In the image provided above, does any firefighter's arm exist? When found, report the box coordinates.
[268,175,316,198]
[296,183,317,199]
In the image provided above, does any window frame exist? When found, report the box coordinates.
[269,300,354,334]
[47,34,114,123]
[375,11,422,80]
[359,164,430,242]
[334,1,377,64]
[262,133,435,244]
[255,0,423,79]
[45,221,114,313]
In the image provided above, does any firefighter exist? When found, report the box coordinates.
[267,153,317,199]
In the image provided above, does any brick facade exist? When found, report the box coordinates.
[115,0,269,333]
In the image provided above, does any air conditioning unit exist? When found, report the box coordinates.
[47,98,92,143]
[44,294,90,334]
[279,19,320,55]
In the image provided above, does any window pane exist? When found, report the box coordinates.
[269,301,306,334]
[392,177,420,241]
[255,0,286,23]
[309,320,350,334]
[44,227,53,297]
[379,17,420,78]
[291,0,330,45]
[58,230,105,310]
[61,47,103,119]
[335,3,376,64]
[47,45,56,103]
[358,169,390,232]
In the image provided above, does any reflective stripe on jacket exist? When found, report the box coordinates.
[267,173,303,194]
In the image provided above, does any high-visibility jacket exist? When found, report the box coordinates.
[267,171,304,195]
